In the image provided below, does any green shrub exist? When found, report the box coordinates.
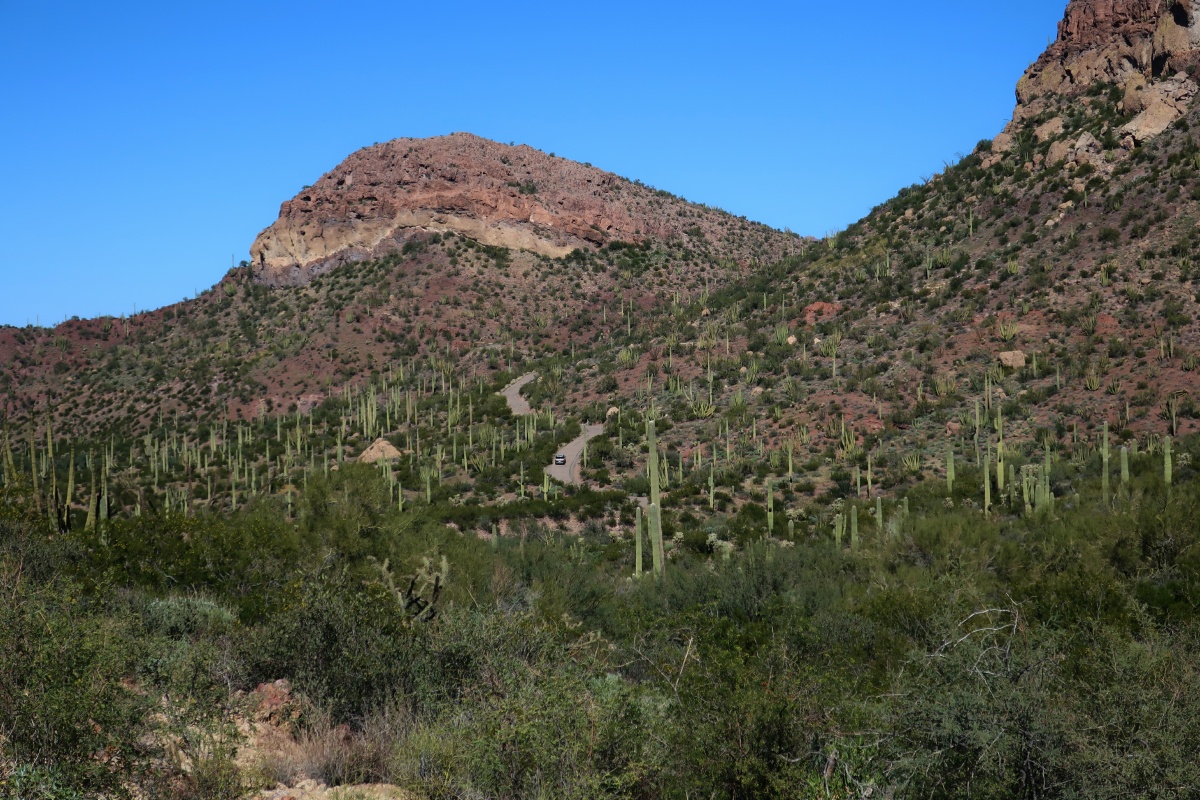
[0,567,150,792]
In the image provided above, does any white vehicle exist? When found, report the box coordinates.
[554,453,567,466]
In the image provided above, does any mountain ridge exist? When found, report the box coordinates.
[3,0,1199,459]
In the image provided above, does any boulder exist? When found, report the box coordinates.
[1047,138,1073,165]
[358,437,402,463]
[1073,131,1103,165]
[1120,74,1199,144]
[1035,116,1065,142]
[999,350,1028,369]
[1123,73,1150,114]
[801,301,842,326]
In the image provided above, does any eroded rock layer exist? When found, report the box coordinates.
[251,133,788,285]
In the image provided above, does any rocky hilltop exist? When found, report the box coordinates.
[1003,0,1200,148]
[251,132,794,286]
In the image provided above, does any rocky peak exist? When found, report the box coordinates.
[1015,0,1200,119]
[988,0,1200,160]
[250,133,789,286]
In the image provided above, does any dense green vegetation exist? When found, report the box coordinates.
[4,431,1199,799]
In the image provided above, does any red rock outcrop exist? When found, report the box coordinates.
[987,0,1200,158]
[1013,0,1200,119]
[251,132,796,286]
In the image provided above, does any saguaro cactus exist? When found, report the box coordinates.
[1164,437,1173,489]
[983,441,992,516]
[995,411,1006,493]
[767,482,774,535]
[635,506,644,578]
[1101,421,1110,505]
[946,444,955,494]
[647,420,661,508]
[648,502,665,579]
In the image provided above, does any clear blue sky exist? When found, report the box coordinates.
[0,1,1066,327]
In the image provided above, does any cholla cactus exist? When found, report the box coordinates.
[369,555,448,625]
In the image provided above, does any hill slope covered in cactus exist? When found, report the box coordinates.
[5,1,1200,797]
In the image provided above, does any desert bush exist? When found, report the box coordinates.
[0,556,150,792]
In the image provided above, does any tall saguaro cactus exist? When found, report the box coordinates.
[634,506,644,579]
[766,481,774,535]
[1164,436,1173,490]
[647,419,660,509]
[648,502,665,579]
[1101,421,1110,505]
[983,441,992,517]
[946,444,955,494]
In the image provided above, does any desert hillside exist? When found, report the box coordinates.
[5,2,1200,798]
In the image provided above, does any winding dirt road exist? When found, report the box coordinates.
[498,372,603,486]
[499,373,537,415]
[547,424,605,486]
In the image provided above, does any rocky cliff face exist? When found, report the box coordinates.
[1005,0,1200,146]
[251,133,791,286]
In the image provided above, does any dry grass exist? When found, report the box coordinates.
[248,700,413,790]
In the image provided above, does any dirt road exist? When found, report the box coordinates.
[500,373,601,486]
[499,372,537,415]
[547,424,605,486]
